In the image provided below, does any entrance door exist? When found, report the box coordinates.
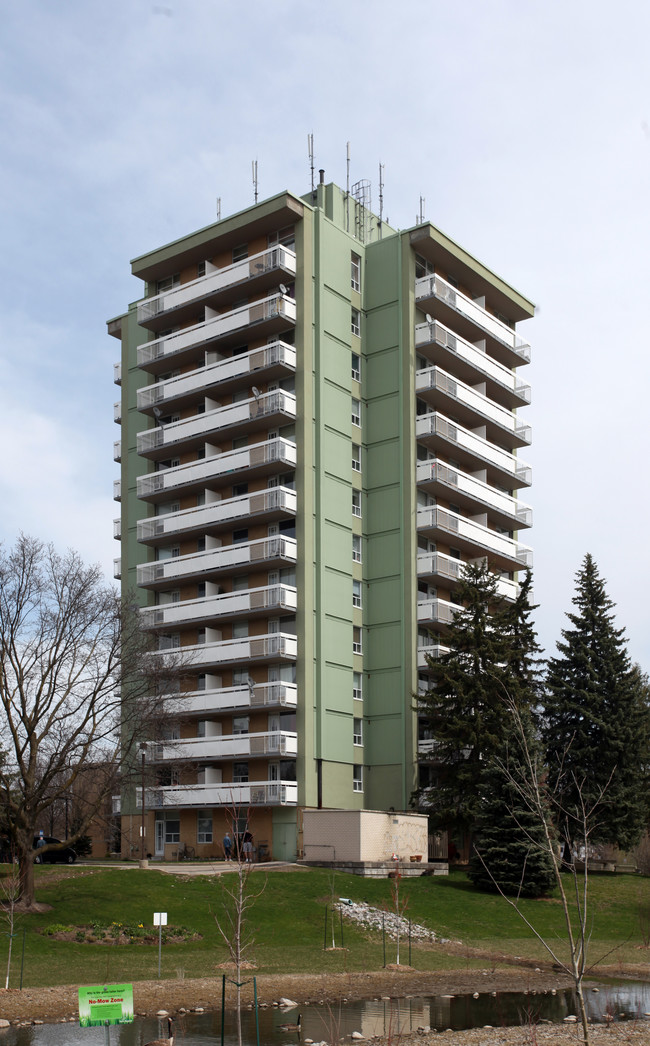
[155,819,165,857]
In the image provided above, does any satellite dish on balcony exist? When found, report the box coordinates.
[425,313,433,324]
[252,386,261,400]
[279,283,287,295]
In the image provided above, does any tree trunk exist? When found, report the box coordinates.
[18,846,35,909]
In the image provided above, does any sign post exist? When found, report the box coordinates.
[78,984,134,1045]
[153,912,167,978]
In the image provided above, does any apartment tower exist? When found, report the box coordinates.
[109,178,533,861]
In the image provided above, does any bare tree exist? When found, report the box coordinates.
[213,801,266,1046]
[0,850,20,988]
[477,699,618,1046]
[0,535,181,908]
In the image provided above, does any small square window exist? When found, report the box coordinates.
[351,398,361,427]
[351,308,361,337]
[353,671,363,701]
[352,444,361,472]
[351,353,361,382]
[233,244,248,262]
[351,253,361,293]
[233,716,249,735]
[353,718,363,746]
[353,626,362,655]
[353,580,362,609]
[233,762,249,783]
[352,535,362,563]
[353,764,363,792]
[352,490,361,518]
[165,818,180,844]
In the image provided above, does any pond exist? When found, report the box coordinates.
[2,982,650,1045]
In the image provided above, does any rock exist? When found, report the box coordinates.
[564,1015,577,1022]
[0,1020,9,1028]
[279,997,298,1008]
[156,1010,169,1017]
[351,1033,364,1039]
[592,987,600,992]
[191,1007,204,1012]
[472,992,479,999]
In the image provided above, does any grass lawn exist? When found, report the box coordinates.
[1,864,649,988]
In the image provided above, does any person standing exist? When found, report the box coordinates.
[223,831,233,861]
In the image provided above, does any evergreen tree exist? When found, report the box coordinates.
[543,554,650,852]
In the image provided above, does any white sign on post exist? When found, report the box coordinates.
[153,912,167,926]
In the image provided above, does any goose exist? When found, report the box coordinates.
[280,1013,302,1033]
[144,1016,174,1045]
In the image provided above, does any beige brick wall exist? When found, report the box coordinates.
[302,809,427,862]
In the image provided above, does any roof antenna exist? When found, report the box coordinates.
[346,141,351,232]
[419,195,425,225]
[378,162,385,239]
[308,133,315,194]
[216,196,221,221]
[252,160,258,204]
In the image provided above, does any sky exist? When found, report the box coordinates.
[1,0,649,668]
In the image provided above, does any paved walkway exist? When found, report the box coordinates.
[77,859,298,876]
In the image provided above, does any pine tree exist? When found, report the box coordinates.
[543,554,650,851]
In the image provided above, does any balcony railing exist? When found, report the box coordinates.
[416,460,532,528]
[417,597,457,625]
[416,367,531,447]
[137,391,297,456]
[153,730,298,763]
[137,780,298,809]
[417,506,533,570]
[136,437,297,500]
[137,487,296,543]
[417,644,450,669]
[113,558,121,580]
[113,518,121,541]
[160,682,298,717]
[137,340,296,412]
[137,293,297,368]
[113,440,121,463]
[148,632,297,668]
[113,479,121,502]
[416,413,532,488]
[138,536,297,587]
[415,273,531,363]
[417,550,519,602]
[140,585,298,629]
[414,319,531,405]
[113,401,121,423]
[136,246,297,326]
[114,363,122,386]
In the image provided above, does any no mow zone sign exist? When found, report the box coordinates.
[78,984,134,1027]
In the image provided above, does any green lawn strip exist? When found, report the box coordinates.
[1,865,648,989]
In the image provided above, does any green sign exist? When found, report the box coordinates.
[78,984,134,1027]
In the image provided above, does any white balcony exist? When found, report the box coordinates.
[161,682,298,717]
[113,440,121,462]
[136,246,297,328]
[113,479,121,502]
[417,506,533,572]
[416,367,531,449]
[114,401,121,423]
[137,341,296,413]
[138,780,298,809]
[148,632,297,669]
[138,536,297,587]
[417,550,519,602]
[136,437,297,501]
[137,487,296,544]
[141,585,298,629]
[416,413,531,489]
[154,730,298,763]
[415,273,531,366]
[114,362,122,386]
[137,391,297,457]
[417,597,457,625]
[137,293,297,371]
[113,557,121,580]
[113,518,121,541]
[417,644,450,669]
[416,460,532,529]
[415,320,531,408]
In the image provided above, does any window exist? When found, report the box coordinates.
[351,353,361,382]
[156,274,180,294]
[351,398,361,427]
[197,812,212,844]
[233,528,248,544]
[352,490,361,518]
[352,444,361,472]
[233,762,249,783]
[268,225,295,249]
[232,620,249,639]
[197,261,206,278]
[232,244,248,262]
[351,253,361,292]
[353,580,362,609]
[232,575,249,591]
[233,716,249,735]
[353,718,363,746]
[353,626,362,655]
[353,672,362,701]
[351,308,361,337]
[352,535,362,563]
[353,764,363,792]
[164,819,180,844]
[158,633,180,651]
[197,721,206,737]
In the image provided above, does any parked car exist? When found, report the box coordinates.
[33,836,77,864]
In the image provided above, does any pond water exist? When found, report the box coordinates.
[2,982,650,1046]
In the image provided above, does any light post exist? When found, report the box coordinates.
[140,742,147,862]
